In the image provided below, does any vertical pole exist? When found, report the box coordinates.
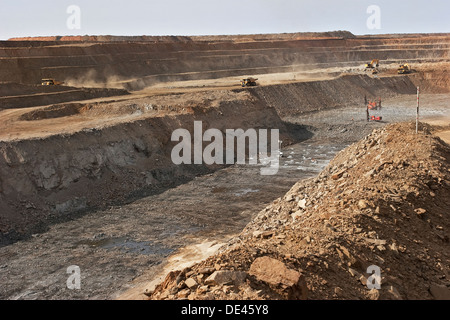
[365,96,369,122]
[416,86,420,134]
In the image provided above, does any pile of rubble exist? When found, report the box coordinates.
[148,122,450,300]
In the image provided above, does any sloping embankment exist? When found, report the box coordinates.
[148,122,450,300]
[250,71,450,118]
[0,83,129,110]
[0,90,295,243]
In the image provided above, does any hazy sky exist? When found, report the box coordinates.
[0,0,449,40]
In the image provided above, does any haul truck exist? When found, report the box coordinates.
[240,77,258,87]
[41,78,64,86]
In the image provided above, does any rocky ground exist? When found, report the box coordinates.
[148,122,450,300]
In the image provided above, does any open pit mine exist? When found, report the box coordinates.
[0,31,449,300]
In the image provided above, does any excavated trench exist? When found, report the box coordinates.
[0,71,448,299]
[0,89,293,241]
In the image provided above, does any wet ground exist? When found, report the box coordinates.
[0,137,347,300]
[0,93,448,300]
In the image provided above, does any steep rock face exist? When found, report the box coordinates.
[0,90,295,240]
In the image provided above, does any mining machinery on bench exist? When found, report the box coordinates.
[240,77,258,87]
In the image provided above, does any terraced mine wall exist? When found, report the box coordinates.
[0,84,129,109]
[1,34,448,89]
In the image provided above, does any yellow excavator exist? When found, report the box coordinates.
[397,63,411,74]
[365,59,379,69]
[41,78,64,86]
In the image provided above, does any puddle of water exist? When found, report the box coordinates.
[77,237,175,256]
[211,187,227,194]
[234,188,260,197]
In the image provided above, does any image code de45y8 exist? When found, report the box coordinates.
[181,304,269,317]
[225,304,269,315]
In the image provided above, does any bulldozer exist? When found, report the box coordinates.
[41,78,64,86]
[365,59,379,69]
[397,63,411,74]
[240,77,258,87]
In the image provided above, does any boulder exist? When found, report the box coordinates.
[204,270,247,286]
[415,208,427,217]
[198,267,215,275]
[331,170,346,180]
[298,199,307,209]
[185,277,198,289]
[249,256,308,299]
[358,199,369,209]
[429,284,450,300]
